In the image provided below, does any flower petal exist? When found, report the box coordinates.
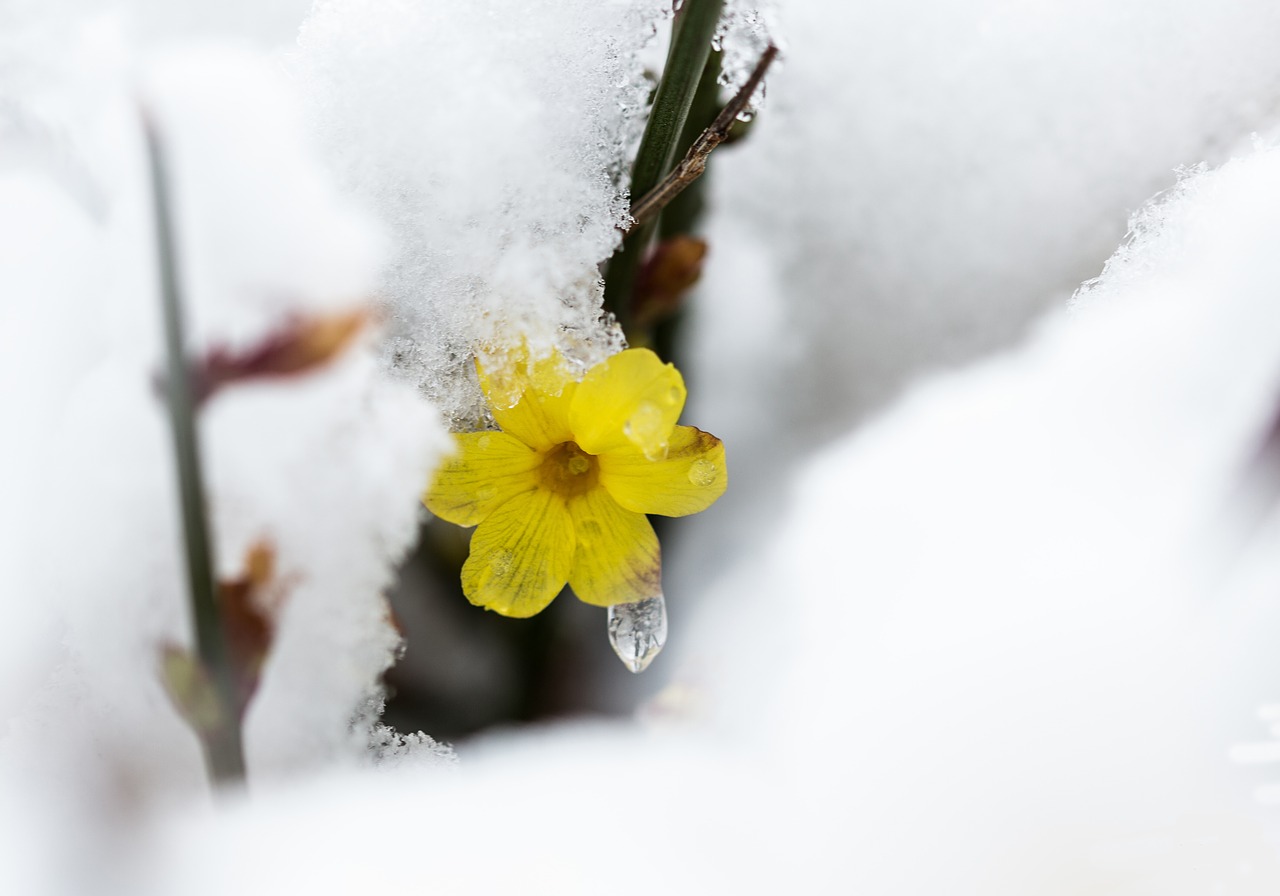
[569,348,685,458]
[423,431,541,527]
[478,351,577,451]
[461,488,575,617]
[598,425,727,517]
[567,488,661,607]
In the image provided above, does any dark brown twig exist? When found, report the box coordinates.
[627,45,779,232]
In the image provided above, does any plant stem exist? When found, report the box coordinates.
[144,115,247,786]
[658,47,724,241]
[603,0,725,336]
[630,46,777,233]
[651,48,724,364]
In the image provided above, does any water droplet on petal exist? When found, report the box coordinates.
[476,485,497,502]
[623,401,670,460]
[477,434,492,450]
[607,594,667,673]
[491,550,514,579]
[666,386,682,406]
[687,458,717,487]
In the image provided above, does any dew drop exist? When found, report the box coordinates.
[623,401,669,460]
[477,434,492,450]
[687,458,717,487]
[666,385,682,406]
[607,594,667,673]
[491,550,514,578]
[476,485,497,502]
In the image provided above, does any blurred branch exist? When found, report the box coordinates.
[143,112,247,786]
[628,45,778,233]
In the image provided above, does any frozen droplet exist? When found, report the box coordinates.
[687,458,717,487]
[712,4,777,119]
[607,594,667,673]
[623,400,669,460]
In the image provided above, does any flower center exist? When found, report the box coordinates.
[539,441,599,498]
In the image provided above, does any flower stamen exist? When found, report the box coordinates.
[539,441,599,498]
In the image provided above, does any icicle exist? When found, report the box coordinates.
[607,594,667,673]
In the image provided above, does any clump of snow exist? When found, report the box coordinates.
[291,0,668,427]
[713,0,781,111]
[367,723,458,771]
[666,0,1280,618]
[116,0,314,49]
[0,0,313,54]
[1,45,451,802]
[689,142,1280,891]
[690,0,1280,472]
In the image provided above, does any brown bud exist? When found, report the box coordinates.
[190,309,369,404]
[632,236,708,329]
[218,541,284,715]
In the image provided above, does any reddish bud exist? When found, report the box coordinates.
[632,236,708,329]
[191,309,368,404]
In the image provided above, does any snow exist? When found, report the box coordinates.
[291,0,670,427]
[137,136,1280,896]
[693,145,1280,892]
[0,43,451,807]
[669,0,1280,638]
[690,0,1280,458]
[714,0,782,106]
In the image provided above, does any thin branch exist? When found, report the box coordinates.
[628,45,779,233]
[143,111,247,786]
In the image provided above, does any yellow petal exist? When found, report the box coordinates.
[461,488,574,617]
[598,425,727,517]
[423,431,541,527]
[477,350,577,451]
[569,348,686,458]
[567,487,661,607]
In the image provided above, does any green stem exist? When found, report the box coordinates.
[144,116,247,785]
[652,48,723,364]
[603,0,725,336]
[658,48,723,241]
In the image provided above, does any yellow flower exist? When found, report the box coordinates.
[424,347,727,617]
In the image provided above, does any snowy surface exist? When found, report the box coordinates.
[7,0,1280,893]
[681,1,1280,585]
[0,41,451,810]
[139,141,1280,896]
[291,0,669,426]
